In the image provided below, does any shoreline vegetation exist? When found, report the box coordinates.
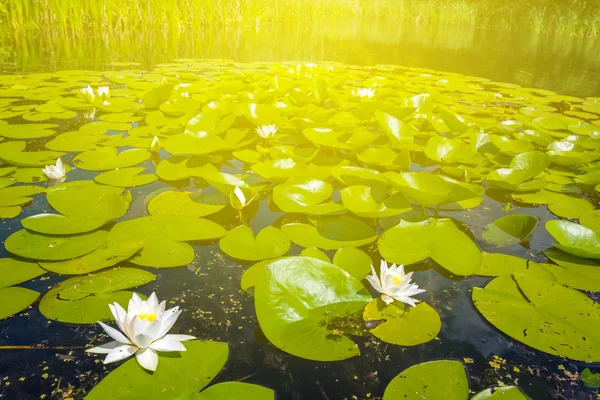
[0,0,599,37]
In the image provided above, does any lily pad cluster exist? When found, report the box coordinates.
[0,60,600,397]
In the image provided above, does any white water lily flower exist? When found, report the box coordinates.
[150,136,160,154]
[255,124,278,139]
[42,158,66,181]
[86,293,195,372]
[352,88,376,99]
[97,86,110,100]
[81,86,95,103]
[366,261,425,307]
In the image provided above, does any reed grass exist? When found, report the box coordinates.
[1,0,599,37]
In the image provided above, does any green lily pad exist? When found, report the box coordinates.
[300,247,330,262]
[473,274,600,361]
[95,167,158,188]
[47,181,130,220]
[107,216,226,267]
[39,267,155,324]
[251,158,307,182]
[1,151,65,167]
[281,215,378,250]
[191,382,275,400]
[542,248,600,291]
[475,253,556,281]
[0,287,40,320]
[0,258,46,289]
[513,190,594,219]
[482,214,537,247]
[0,123,57,139]
[21,213,108,235]
[5,229,108,261]
[255,256,371,361]
[148,190,227,217]
[143,83,175,109]
[580,368,600,389]
[219,225,290,261]
[382,360,468,400]
[332,246,373,279]
[470,387,530,400]
[74,147,150,171]
[272,177,345,215]
[363,298,440,346]
[340,185,411,218]
[546,220,600,259]
[424,136,480,165]
[40,240,144,275]
[378,218,481,276]
[580,210,600,233]
[385,172,483,208]
[86,340,228,400]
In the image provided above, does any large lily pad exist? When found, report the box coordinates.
[378,218,481,276]
[21,213,108,235]
[546,220,600,259]
[0,258,46,288]
[191,382,275,400]
[5,229,108,261]
[473,274,600,361]
[86,341,229,400]
[95,167,158,188]
[340,185,411,218]
[73,147,150,171]
[255,257,372,361]
[148,190,227,217]
[107,216,226,267]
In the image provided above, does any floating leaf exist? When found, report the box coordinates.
[219,225,290,261]
[340,185,411,218]
[255,257,371,361]
[73,147,150,171]
[272,177,345,215]
[0,287,40,320]
[5,229,108,261]
[86,341,228,400]
[0,258,46,289]
[378,218,481,276]
[47,181,129,220]
[191,382,275,400]
[148,190,227,217]
[546,220,600,259]
[580,368,600,389]
[107,216,226,267]
[473,274,600,361]
[475,253,555,281]
[482,214,537,247]
[21,213,108,235]
[282,215,378,250]
[363,298,440,346]
[95,167,158,188]
[39,267,155,324]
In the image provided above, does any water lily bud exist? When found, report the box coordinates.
[81,86,95,104]
[150,136,160,154]
[97,86,110,100]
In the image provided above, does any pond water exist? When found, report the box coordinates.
[0,20,600,400]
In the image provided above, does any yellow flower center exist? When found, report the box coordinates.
[138,312,157,322]
[392,276,403,285]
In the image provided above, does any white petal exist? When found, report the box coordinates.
[147,293,158,310]
[365,274,384,294]
[86,341,122,354]
[104,345,137,364]
[150,338,186,352]
[109,303,127,333]
[163,334,196,342]
[132,320,162,348]
[157,309,181,338]
[98,321,131,344]
[55,158,63,171]
[135,348,159,371]
[381,294,395,305]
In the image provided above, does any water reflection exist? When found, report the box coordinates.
[1,20,600,96]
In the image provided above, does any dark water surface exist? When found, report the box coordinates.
[0,20,599,400]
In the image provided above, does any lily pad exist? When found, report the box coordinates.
[542,248,600,292]
[281,215,378,250]
[107,216,226,267]
[378,218,481,276]
[272,177,345,215]
[191,382,275,400]
[255,257,372,361]
[73,147,150,171]
[148,190,227,217]
[219,225,290,261]
[482,214,537,247]
[0,287,40,320]
[475,253,556,281]
[5,229,108,261]
[86,340,228,400]
[546,220,600,259]
[363,298,441,346]
[21,213,108,235]
[39,267,155,324]
[95,167,158,188]
[473,274,600,361]
[341,185,412,218]
[0,258,46,288]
